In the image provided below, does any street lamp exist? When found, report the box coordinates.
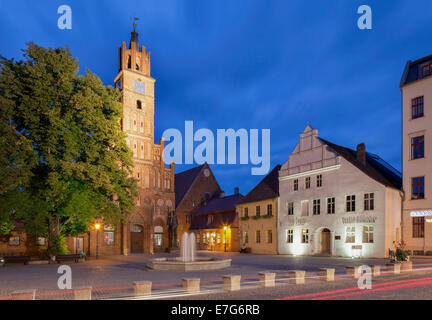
[224,226,228,252]
[94,223,101,259]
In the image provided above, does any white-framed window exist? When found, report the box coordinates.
[316,174,322,187]
[363,226,374,243]
[327,197,335,214]
[305,177,311,189]
[313,199,320,215]
[364,193,374,211]
[301,229,309,243]
[286,229,293,243]
[267,204,273,216]
[287,202,294,215]
[346,195,356,212]
[346,226,355,243]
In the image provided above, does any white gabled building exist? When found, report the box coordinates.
[278,126,402,258]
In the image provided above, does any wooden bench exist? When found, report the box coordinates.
[2,256,30,266]
[56,254,82,263]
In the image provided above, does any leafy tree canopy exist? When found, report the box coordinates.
[0,42,137,245]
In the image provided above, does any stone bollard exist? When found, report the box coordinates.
[133,281,152,297]
[400,261,413,272]
[287,270,306,284]
[346,266,361,279]
[73,286,92,300]
[319,268,335,282]
[258,272,276,287]
[11,289,36,300]
[370,265,381,277]
[386,263,401,274]
[222,275,241,291]
[182,278,200,293]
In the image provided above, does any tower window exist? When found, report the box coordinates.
[127,56,131,69]
[136,63,140,71]
[137,100,142,109]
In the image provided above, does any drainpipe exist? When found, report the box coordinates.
[276,197,279,255]
[400,190,405,243]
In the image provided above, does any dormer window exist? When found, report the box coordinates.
[422,62,432,78]
[137,100,142,109]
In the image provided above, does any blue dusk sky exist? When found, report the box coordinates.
[1,0,431,196]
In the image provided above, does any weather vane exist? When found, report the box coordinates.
[131,17,139,31]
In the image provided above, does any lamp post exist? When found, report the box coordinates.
[224,226,228,252]
[94,223,101,259]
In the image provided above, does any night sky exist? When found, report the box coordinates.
[1,0,431,196]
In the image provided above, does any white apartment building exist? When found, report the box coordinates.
[278,126,402,258]
[401,54,432,255]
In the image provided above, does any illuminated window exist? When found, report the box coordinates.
[104,231,114,246]
[243,231,249,244]
[346,195,356,212]
[413,217,425,238]
[301,229,309,243]
[8,236,19,246]
[364,193,374,211]
[346,227,355,243]
[216,233,221,244]
[286,229,293,243]
[35,237,46,246]
[412,177,425,200]
[362,226,374,243]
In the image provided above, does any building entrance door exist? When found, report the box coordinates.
[74,237,84,254]
[321,229,331,254]
[130,224,144,253]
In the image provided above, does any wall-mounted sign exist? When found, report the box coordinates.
[342,216,377,224]
[134,80,145,95]
[410,210,432,217]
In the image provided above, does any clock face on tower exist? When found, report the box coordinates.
[134,80,145,95]
[203,169,210,177]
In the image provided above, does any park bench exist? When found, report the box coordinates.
[56,254,82,263]
[1,255,31,266]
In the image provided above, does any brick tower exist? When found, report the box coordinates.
[114,22,175,254]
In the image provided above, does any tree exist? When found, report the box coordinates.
[0,42,137,253]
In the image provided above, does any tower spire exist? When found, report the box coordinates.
[130,17,139,49]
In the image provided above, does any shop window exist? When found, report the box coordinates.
[104,231,114,246]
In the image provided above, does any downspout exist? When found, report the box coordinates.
[400,190,405,243]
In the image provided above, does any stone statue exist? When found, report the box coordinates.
[167,211,178,248]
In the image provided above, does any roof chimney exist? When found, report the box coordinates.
[356,143,366,165]
[234,187,239,195]
[219,191,226,198]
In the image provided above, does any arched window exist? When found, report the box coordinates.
[137,100,142,109]
[136,63,140,71]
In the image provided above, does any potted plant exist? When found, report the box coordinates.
[392,241,412,271]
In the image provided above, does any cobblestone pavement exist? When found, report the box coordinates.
[0,251,431,300]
